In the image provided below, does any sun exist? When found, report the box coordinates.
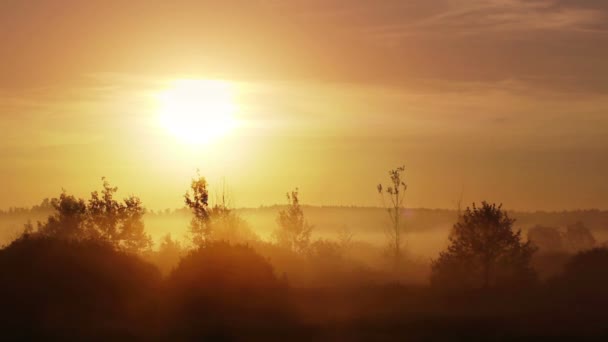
[158,79,238,145]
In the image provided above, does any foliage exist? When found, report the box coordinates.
[564,221,596,252]
[528,225,564,253]
[337,225,354,255]
[309,238,343,261]
[274,189,313,254]
[185,175,259,246]
[36,178,152,253]
[377,165,407,265]
[431,202,536,289]
[38,192,88,239]
[184,176,212,246]
[146,233,185,275]
[558,247,608,294]
[527,222,596,254]
[166,242,292,339]
[0,234,161,339]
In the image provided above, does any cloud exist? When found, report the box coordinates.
[1,0,607,95]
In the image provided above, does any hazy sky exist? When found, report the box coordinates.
[1,0,608,210]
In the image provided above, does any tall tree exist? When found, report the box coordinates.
[377,165,407,265]
[431,202,536,289]
[274,189,313,254]
[185,176,212,246]
[185,175,258,246]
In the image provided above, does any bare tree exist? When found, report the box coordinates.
[377,165,407,266]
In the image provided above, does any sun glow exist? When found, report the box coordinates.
[158,79,238,145]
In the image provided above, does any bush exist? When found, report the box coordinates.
[0,234,161,339]
[164,242,295,339]
[556,247,608,297]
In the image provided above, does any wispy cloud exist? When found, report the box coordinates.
[347,0,607,42]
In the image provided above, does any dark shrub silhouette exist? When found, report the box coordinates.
[164,242,295,339]
[556,247,608,297]
[431,202,536,289]
[542,247,608,335]
[0,234,161,339]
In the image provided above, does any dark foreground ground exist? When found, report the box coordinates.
[0,236,607,341]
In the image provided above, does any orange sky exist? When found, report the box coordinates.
[1,0,608,210]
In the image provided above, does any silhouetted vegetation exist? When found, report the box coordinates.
[273,189,313,254]
[377,165,407,266]
[431,202,536,289]
[1,176,608,340]
[164,242,295,339]
[185,175,258,247]
[0,234,161,340]
[31,178,152,253]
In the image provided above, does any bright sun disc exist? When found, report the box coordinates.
[158,79,237,145]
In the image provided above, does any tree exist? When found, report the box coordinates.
[38,192,88,239]
[36,178,152,253]
[118,196,152,253]
[527,225,564,253]
[274,189,313,254]
[564,221,595,253]
[431,202,536,289]
[185,175,258,246]
[377,165,407,265]
[337,225,354,256]
[87,178,152,252]
[185,176,212,246]
[151,233,184,275]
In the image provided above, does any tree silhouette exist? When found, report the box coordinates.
[377,165,407,266]
[527,225,564,253]
[87,178,152,252]
[36,178,152,253]
[564,221,596,253]
[273,189,313,254]
[150,233,184,275]
[185,175,258,246]
[38,192,88,239]
[185,175,212,246]
[431,202,536,289]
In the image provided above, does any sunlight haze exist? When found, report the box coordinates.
[1,0,607,211]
